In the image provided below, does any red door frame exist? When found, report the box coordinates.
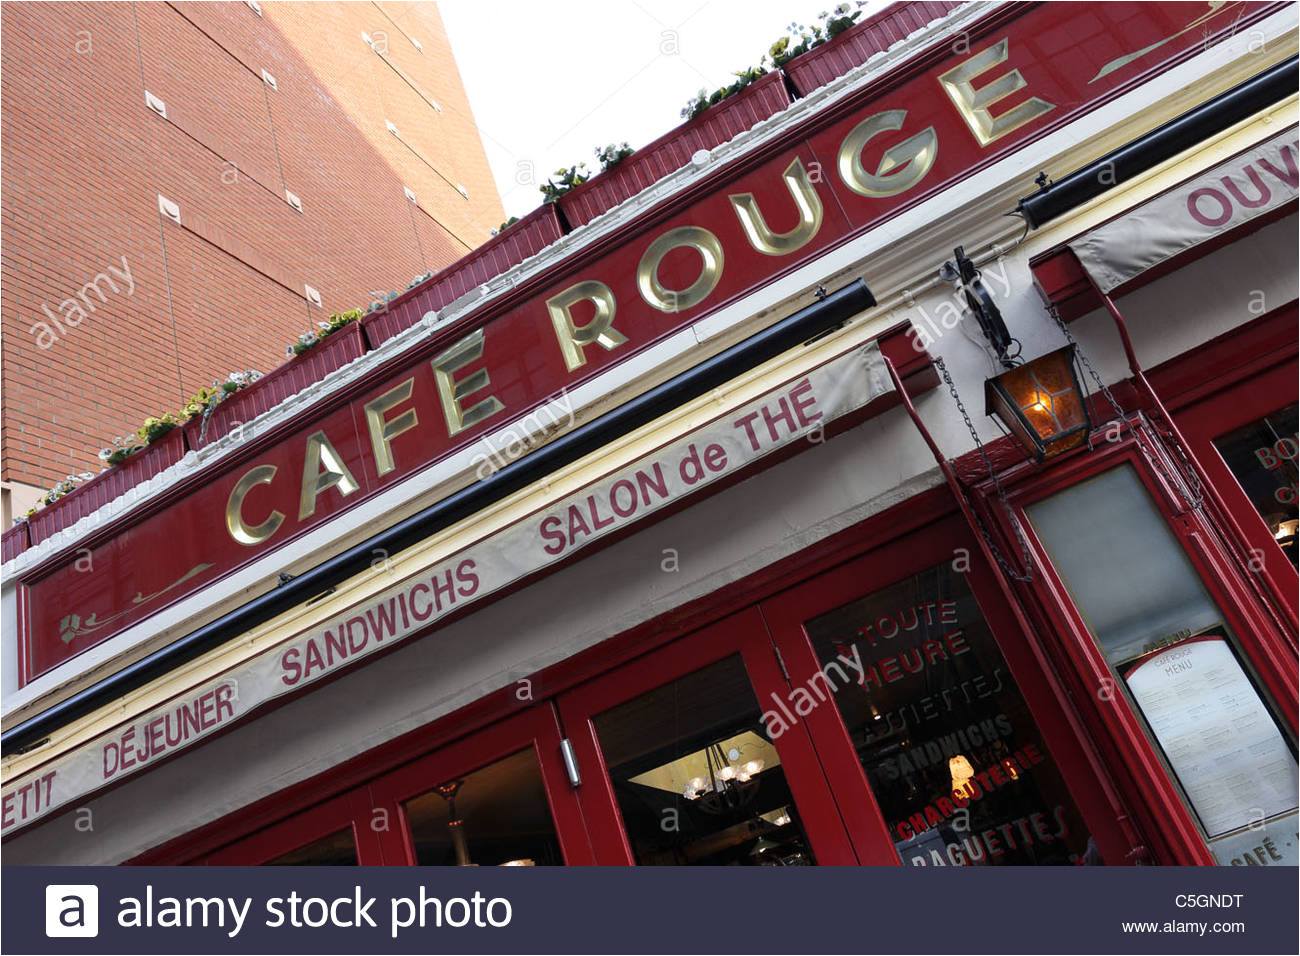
[555,606,859,865]
[758,512,1139,866]
[367,704,595,866]
[975,422,1299,865]
[203,787,382,865]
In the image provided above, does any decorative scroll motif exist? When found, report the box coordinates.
[1091,2,1244,84]
[58,563,214,645]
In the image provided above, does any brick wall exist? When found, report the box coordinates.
[0,1,504,487]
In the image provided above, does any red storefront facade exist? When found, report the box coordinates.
[2,1,1297,869]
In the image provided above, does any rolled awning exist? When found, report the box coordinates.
[1069,126,1298,293]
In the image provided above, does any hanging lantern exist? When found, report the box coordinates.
[985,344,1093,461]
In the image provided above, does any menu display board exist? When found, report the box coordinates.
[1123,634,1299,839]
[1209,810,1299,867]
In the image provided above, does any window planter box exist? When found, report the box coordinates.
[783,1,962,97]
[557,70,794,229]
[26,425,188,546]
[186,320,368,449]
[362,203,564,347]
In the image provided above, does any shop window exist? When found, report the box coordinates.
[802,562,1097,866]
[592,654,815,865]
[1211,403,1298,567]
[266,828,358,865]
[1027,465,1299,865]
[402,748,563,866]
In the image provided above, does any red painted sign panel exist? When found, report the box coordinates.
[19,1,1274,681]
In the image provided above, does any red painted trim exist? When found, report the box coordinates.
[202,787,376,866]
[1028,247,1100,323]
[366,704,594,867]
[1147,302,1298,411]
[2,522,30,563]
[1160,314,1300,621]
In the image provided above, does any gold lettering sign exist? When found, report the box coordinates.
[226,464,284,546]
[364,377,419,477]
[938,38,1054,147]
[432,328,505,437]
[637,226,724,313]
[547,280,626,372]
[298,430,360,520]
[838,109,937,198]
[729,158,824,256]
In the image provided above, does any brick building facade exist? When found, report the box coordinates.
[1,0,503,521]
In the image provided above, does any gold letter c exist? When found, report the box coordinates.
[226,464,285,546]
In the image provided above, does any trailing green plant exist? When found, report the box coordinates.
[540,164,590,203]
[406,270,432,290]
[180,371,261,420]
[595,142,634,170]
[494,216,520,235]
[290,307,365,354]
[769,3,867,68]
[681,64,767,120]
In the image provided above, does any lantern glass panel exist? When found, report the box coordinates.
[986,345,1090,459]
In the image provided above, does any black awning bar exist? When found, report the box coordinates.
[2,279,876,756]
[1017,54,1298,228]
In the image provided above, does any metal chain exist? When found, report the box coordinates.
[1148,414,1205,510]
[1047,304,1123,419]
[934,357,1034,582]
[1047,305,1203,511]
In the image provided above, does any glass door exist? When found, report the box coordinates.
[369,704,595,866]
[557,607,858,865]
[760,515,1127,866]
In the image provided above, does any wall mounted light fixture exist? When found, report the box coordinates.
[941,246,1093,461]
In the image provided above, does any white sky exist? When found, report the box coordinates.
[439,0,890,220]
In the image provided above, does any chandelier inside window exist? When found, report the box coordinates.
[682,742,765,813]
